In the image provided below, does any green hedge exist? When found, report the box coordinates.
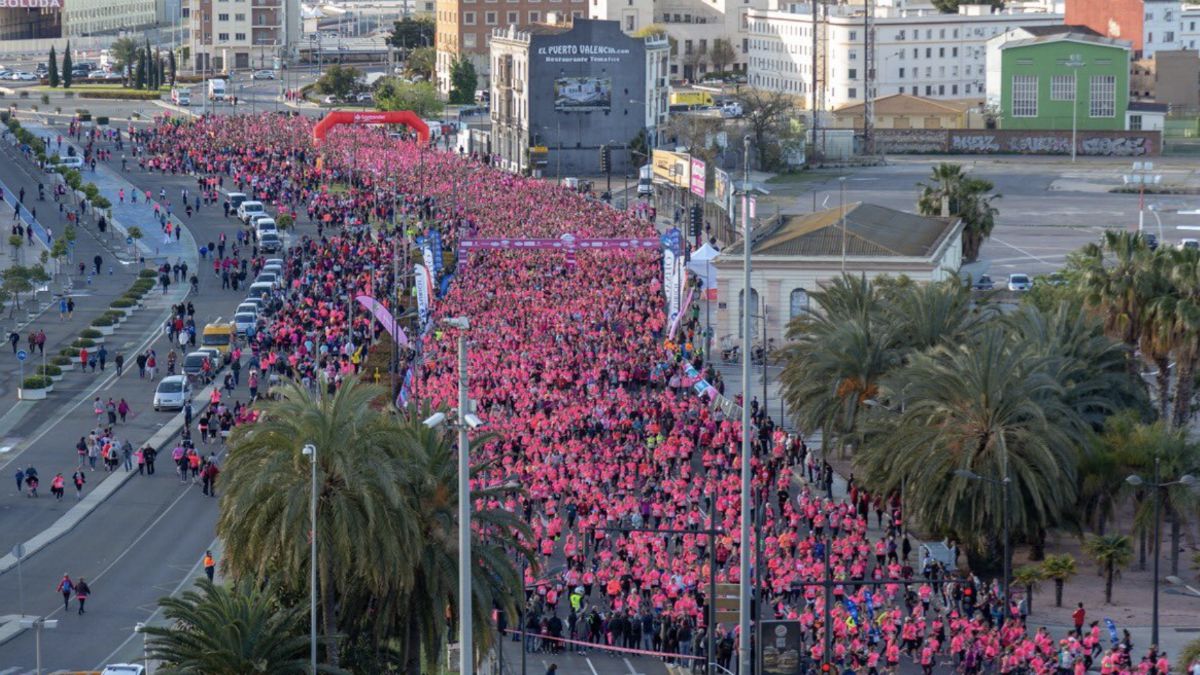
[72,338,96,348]
[138,269,158,279]
[79,328,102,339]
[36,365,62,377]
[22,376,51,389]
[78,91,161,101]
[91,316,114,327]
[102,310,124,321]
[51,355,72,366]
[110,298,134,308]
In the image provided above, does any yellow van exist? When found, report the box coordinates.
[201,320,237,355]
[669,91,714,108]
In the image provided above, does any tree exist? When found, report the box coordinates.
[448,57,477,105]
[8,234,24,262]
[405,46,435,81]
[143,579,346,674]
[47,45,58,87]
[168,48,177,86]
[109,36,138,85]
[315,64,362,102]
[916,163,1000,262]
[218,379,418,667]
[663,113,724,167]
[1,265,48,317]
[374,78,444,118]
[1040,553,1077,608]
[1071,231,1157,380]
[62,42,72,89]
[388,17,434,52]
[1012,565,1044,614]
[134,48,146,89]
[736,87,801,170]
[933,0,1003,11]
[710,38,736,74]
[1084,533,1133,604]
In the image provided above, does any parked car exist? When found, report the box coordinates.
[237,200,265,224]
[56,155,84,169]
[355,92,373,103]
[182,351,215,379]
[259,232,282,253]
[1144,233,1159,251]
[9,71,37,81]
[322,95,341,104]
[1180,238,1200,251]
[233,311,258,336]
[153,375,191,411]
[226,191,248,209]
[252,69,275,80]
[1007,273,1033,292]
[972,274,995,291]
[240,296,267,316]
[102,665,146,675]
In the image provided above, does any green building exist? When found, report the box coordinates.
[999,32,1132,131]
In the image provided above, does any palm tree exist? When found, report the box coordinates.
[142,579,346,674]
[1161,247,1200,427]
[1084,533,1133,604]
[385,403,531,675]
[1072,230,1156,378]
[856,325,1089,566]
[1040,553,1077,608]
[916,163,1000,261]
[880,276,991,358]
[1012,564,1044,614]
[779,275,899,455]
[217,379,420,667]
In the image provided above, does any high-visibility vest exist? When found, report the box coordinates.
[204,555,215,568]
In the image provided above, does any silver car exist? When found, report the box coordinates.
[153,375,191,411]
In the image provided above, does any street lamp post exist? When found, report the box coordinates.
[738,134,753,675]
[1126,459,1196,647]
[839,176,847,274]
[1124,162,1162,234]
[135,622,151,674]
[955,468,1011,619]
[1065,54,1085,163]
[18,617,57,675]
[302,443,317,674]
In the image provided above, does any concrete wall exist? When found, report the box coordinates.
[1065,0,1144,52]
[876,127,1160,155]
[1153,49,1200,107]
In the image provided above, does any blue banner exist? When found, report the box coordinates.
[1105,618,1119,646]
[430,229,444,275]
[660,228,682,257]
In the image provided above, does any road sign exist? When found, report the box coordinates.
[126,236,133,245]
[12,542,25,559]
[16,350,27,361]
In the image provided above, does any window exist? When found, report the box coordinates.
[463,11,475,24]
[898,67,905,78]
[1129,114,1143,130]
[234,32,245,40]
[789,289,810,319]
[899,86,905,93]
[938,84,944,95]
[849,87,857,98]
[217,32,229,41]
[849,30,857,40]
[464,33,476,48]
[507,10,517,22]
[952,84,958,95]
[1011,74,1037,117]
[217,12,228,20]
[925,47,931,58]
[1090,74,1115,117]
[1166,31,1175,43]
[234,12,243,20]
[848,68,856,79]
[1050,74,1074,101]
[485,11,496,23]
[939,47,944,57]
[625,15,632,30]
[952,47,957,57]
[1148,32,1154,43]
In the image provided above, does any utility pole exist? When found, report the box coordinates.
[863,0,876,155]
[738,134,753,675]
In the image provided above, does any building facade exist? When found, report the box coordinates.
[435,0,588,94]
[1064,0,1180,56]
[745,0,1062,111]
[999,32,1132,130]
[185,0,301,72]
[1130,49,1199,107]
[489,18,669,176]
[0,1,62,40]
[587,0,764,81]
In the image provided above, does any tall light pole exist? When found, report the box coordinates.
[839,176,847,274]
[1126,459,1196,647]
[1065,54,1084,163]
[135,622,151,674]
[955,468,1011,621]
[738,134,753,675]
[1124,162,1162,234]
[302,443,317,674]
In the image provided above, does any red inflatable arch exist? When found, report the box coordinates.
[312,110,430,145]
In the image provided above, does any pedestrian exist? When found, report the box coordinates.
[50,473,64,500]
[10,330,20,353]
[57,574,74,611]
[135,446,145,475]
[59,296,68,320]
[93,254,102,276]
[35,329,45,355]
[201,460,219,497]
[146,352,157,379]
[117,398,130,423]
[15,467,24,493]
[98,345,108,371]
[115,351,125,375]
[72,470,86,498]
[122,439,133,471]
[105,397,117,425]
[93,396,104,424]
[1073,603,1086,638]
[136,352,147,378]
[67,297,74,318]
[75,578,90,614]
[144,445,157,475]
[203,550,216,581]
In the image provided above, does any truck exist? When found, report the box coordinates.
[637,164,653,196]
[208,78,227,101]
[669,91,714,109]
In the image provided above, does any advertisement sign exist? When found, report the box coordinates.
[714,168,732,213]
[663,248,679,325]
[0,0,63,7]
[554,77,612,111]
[759,620,803,675]
[414,264,432,333]
[652,150,690,189]
[690,157,706,198]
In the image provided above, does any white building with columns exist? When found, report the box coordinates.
[745,0,1062,110]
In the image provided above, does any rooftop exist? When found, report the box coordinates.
[723,203,960,259]
[834,93,977,116]
[1000,31,1132,51]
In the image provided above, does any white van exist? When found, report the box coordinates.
[208,78,227,101]
[255,217,277,238]
[171,88,191,106]
[637,165,653,196]
[237,200,265,224]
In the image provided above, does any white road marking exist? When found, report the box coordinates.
[988,237,1052,265]
[586,657,601,675]
[623,657,646,674]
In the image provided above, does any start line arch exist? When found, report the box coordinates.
[312,110,430,145]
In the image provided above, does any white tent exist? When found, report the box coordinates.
[688,242,720,297]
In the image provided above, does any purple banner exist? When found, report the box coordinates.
[355,295,409,348]
[458,237,661,252]
[668,287,695,340]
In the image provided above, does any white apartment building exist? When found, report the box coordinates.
[588,0,768,80]
[62,0,160,35]
[185,0,301,73]
[1179,3,1200,49]
[745,0,1062,110]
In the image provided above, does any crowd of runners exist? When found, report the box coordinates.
[111,112,1185,675]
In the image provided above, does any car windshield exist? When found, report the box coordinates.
[202,333,230,346]
[236,314,255,323]
[158,381,183,393]
[184,355,205,369]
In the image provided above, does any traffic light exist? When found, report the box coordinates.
[689,205,703,239]
[599,144,610,174]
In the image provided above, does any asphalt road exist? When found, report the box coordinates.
[0,113,269,671]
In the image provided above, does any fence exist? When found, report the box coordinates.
[875,128,1161,156]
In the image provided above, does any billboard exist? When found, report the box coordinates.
[690,157,706,198]
[759,620,803,675]
[554,76,612,111]
[652,150,690,189]
[714,168,732,213]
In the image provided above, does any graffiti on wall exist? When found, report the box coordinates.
[1080,136,1149,156]
[1007,136,1073,154]
[875,129,1159,156]
[949,135,1000,153]
[876,129,946,154]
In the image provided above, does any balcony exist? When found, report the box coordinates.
[252,9,282,26]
